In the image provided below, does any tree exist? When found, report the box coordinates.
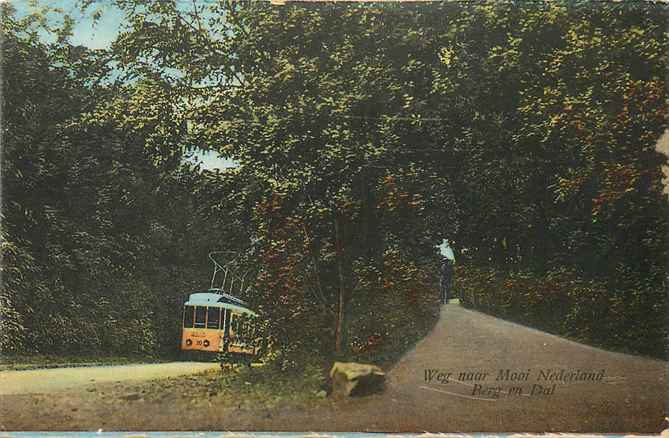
[6,0,664,360]
[1,2,238,356]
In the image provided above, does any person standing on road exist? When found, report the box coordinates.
[436,239,456,304]
[440,258,454,304]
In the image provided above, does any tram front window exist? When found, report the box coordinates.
[183,305,194,328]
[207,307,221,329]
[194,306,206,328]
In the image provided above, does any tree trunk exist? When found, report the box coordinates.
[334,213,347,356]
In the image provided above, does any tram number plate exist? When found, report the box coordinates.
[195,340,204,346]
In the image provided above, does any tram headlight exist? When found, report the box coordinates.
[186,339,193,346]
[203,340,210,347]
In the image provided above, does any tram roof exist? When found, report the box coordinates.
[185,291,257,316]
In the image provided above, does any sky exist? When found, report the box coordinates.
[14,0,237,171]
[13,0,122,48]
[191,150,238,171]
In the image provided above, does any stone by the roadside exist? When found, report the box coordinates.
[329,362,385,398]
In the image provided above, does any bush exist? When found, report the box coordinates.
[458,264,667,359]
[348,248,441,366]
[0,237,37,354]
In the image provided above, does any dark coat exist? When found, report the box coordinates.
[440,260,454,280]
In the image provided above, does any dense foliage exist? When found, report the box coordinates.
[458,265,666,357]
[441,3,668,358]
[1,5,239,356]
[2,1,666,363]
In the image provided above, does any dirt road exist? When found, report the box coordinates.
[300,301,666,432]
[0,362,220,396]
[1,301,665,432]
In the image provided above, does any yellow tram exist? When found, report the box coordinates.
[180,252,265,365]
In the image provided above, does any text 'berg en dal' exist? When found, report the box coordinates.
[423,368,606,398]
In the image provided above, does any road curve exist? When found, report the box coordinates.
[280,300,667,432]
[0,362,219,395]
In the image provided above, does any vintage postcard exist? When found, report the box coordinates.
[0,0,666,435]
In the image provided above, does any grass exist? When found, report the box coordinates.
[118,361,329,414]
[217,363,327,408]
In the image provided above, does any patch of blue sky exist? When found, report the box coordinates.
[188,150,239,171]
[11,0,121,48]
[12,0,223,50]
[69,5,123,49]
[13,0,236,171]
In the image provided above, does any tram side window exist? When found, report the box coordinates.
[194,306,206,328]
[183,305,194,328]
[207,307,221,329]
